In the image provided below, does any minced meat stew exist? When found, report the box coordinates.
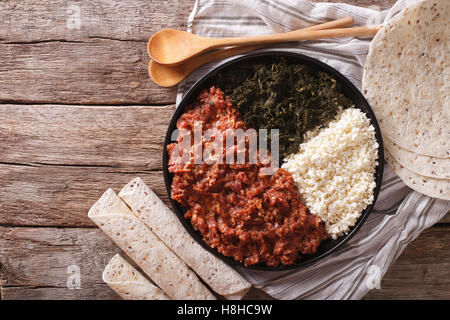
[168,87,328,267]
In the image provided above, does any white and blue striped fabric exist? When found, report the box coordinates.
[176,0,449,299]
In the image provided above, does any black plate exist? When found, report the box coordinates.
[163,51,384,271]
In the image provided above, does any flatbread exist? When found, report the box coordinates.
[384,137,450,179]
[88,188,216,300]
[102,254,170,300]
[119,177,251,300]
[385,150,450,200]
[362,0,449,158]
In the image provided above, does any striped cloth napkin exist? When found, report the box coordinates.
[176,0,450,299]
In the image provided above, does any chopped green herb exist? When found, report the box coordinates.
[215,57,353,159]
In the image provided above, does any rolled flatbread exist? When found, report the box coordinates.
[103,254,170,300]
[119,177,251,300]
[88,188,216,300]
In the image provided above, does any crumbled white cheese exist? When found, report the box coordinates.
[282,108,379,239]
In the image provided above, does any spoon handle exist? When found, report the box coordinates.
[192,17,356,65]
[210,25,382,48]
[149,17,356,87]
[300,17,354,31]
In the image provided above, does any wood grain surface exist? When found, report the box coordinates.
[0,0,448,300]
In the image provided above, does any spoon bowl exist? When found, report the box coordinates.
[148,29,210,66]
[148,59,188,87]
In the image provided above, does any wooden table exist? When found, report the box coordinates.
[0,0,448,300]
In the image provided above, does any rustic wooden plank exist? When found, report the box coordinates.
[0,104,175,169]
[0,0,193,42]
[1,284,119,300]
[0,226,120,299]
[364,226,450,300]
[439,213,450,224]
[0,41,178,105]
[0,0,194,105]
[1,225,448,300]
[0,0,392,44]
[0,104,176,227]
[0,165,168,227]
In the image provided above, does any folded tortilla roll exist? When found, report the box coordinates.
[88,188,216,300]
[103,254,170,300]
[119,177,251,300]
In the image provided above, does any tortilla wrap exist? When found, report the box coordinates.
[385,150,449,200]
[362,0,449,158]
[103,254,170,300]
[88,188,216,300]
[119,177,251,300]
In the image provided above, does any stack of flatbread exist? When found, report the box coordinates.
[362,0,449,200]
[88,178,251,300]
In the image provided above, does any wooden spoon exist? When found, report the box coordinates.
[148,22,381,66]
[149,17,356,87]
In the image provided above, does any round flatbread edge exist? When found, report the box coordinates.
[385,150,450,200]
[362,0,450,158]
[384,137,450,180]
